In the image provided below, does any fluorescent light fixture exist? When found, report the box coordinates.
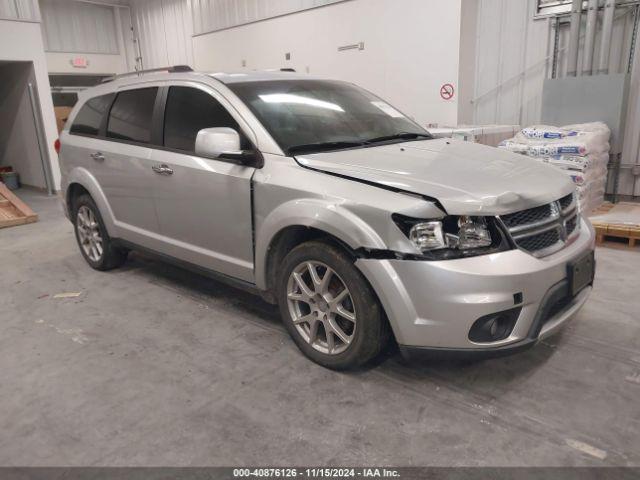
[258,93,344,112]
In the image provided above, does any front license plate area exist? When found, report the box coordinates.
[568,251,595,296]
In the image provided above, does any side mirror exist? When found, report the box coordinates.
[195,127,241,158]
[195,127,263,168]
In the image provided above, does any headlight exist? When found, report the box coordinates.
[455,216,492,249]
[408,221,446,250]
[393,214,509,260]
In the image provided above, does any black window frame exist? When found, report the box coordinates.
[67,84,261,168]
[106,86,161,145]
[68,88,162,147]
[161,85,252,154]
[155,85,257,163]
[68,92,116,137]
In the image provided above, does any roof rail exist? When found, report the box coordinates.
[101,65,193,83]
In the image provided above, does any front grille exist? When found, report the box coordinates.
[566,215,577,236]
[499,193,579,258]
[517,228,561,253]
[501,204,552,229]
[558,193,574,211]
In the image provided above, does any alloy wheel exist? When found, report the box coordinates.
[76,205,103,262]
[286,261,357,355]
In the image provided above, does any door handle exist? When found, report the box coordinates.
[152,164,173,175]
[90,152,105,162]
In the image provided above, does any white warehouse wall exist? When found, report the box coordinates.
[130,0,194,70]
[40,0,135,75]
[40,0,120,54]
[192,0,464,127]
[0,0,40,21]
[45,51,127,74]
[191,0,345,35]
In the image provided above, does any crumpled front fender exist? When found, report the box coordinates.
[254,198,387,290]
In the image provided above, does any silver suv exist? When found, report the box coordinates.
[59,67,596,369]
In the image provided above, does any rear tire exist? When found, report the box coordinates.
[277,240,388,370]
[73,194,127,271]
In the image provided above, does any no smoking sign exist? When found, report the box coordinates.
[440,83,455,100]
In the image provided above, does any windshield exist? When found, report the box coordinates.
[227,80,431,155]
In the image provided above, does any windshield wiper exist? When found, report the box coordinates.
[287,141,364,155]
[287,133,432,155]
[363,132,433,145]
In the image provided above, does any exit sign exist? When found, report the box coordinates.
[70,57,89,68]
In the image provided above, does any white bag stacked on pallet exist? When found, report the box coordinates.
[499,122,610,213]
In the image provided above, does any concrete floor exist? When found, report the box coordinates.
[1,189,639,467]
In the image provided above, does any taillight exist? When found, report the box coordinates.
[54,138,61,154]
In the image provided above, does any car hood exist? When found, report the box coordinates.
[294,138,575,215]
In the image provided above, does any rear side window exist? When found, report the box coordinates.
[107,87,158,144]
[163,86,248,152]
[69,93,114,136]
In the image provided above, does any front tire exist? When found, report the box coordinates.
[277,241,388,370]
[73,194,127,271]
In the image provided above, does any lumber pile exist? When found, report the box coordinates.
[0,184,38,229]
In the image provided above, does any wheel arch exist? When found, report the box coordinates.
[255,199,388,297]
[65,168,116,235]
[260,226,354,300]
[66,183,89,213]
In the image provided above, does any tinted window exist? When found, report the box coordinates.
[107,87,158,143]
[69,93,114,136]
[164,86,248,152]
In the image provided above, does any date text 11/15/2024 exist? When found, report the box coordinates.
[232,468,401,478]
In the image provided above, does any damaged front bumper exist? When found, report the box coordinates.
[355,218,596,358]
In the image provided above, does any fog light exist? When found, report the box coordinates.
[489,318,499,337]
[469,307,521,343]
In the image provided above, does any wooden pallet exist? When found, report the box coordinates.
[590,202,640,249]
[593,224,640,248]
[0,184,38,228]
[590,202,615,216]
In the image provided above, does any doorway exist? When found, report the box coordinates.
[0,61,54,192]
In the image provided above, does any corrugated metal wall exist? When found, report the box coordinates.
[40,0,119,54]
[473,0,553,127]
[191,0,345,36]
[130,0,194,68]
[116,6,138,72]
[0,0,40,21]
[128,0,346,69]
[473,0,637,127]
